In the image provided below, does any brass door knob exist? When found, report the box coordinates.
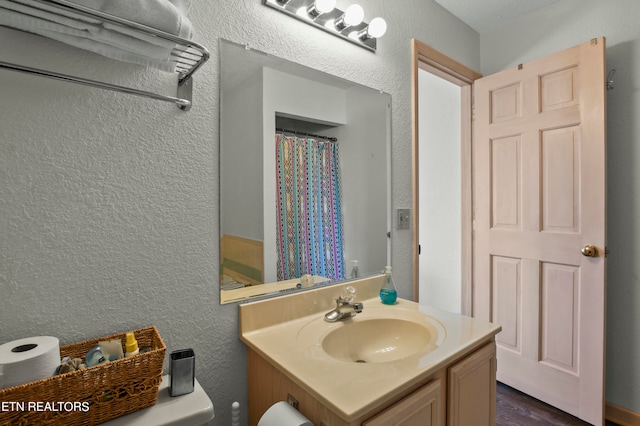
[581,245,598,257]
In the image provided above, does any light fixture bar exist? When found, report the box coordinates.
[263,0,380,52]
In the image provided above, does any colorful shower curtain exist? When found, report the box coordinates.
[275,134,346,281]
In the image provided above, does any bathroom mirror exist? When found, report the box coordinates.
[219,39,391,304]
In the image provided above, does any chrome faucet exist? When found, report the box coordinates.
[324,286,364,322]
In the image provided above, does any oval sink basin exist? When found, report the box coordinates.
[321,318,439,363]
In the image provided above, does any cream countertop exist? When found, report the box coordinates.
[239,276,501,422]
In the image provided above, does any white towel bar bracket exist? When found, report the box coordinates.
[177,76,193,111]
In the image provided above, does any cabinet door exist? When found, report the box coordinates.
[363,379,442,426]
[448,342,497,426]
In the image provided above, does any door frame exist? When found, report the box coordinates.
[411,39,481,315]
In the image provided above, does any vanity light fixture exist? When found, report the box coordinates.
[350,16,387,41]
[306,0,336,18]
[263,0,386,52]
[329,4,364,31]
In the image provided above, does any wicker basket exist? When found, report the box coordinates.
[0,326,166,426]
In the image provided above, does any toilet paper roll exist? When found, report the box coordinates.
[0,336,60,389]
[258,401,314,426]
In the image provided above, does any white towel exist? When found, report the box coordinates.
[75,0,192,39]
[0,0,193,72]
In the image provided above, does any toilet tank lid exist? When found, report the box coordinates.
[102,375,214,426]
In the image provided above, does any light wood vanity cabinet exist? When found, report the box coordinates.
[362,379,443,426]
[247,340,496,426]
[447,341,497,426]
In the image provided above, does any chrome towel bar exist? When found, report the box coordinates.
[0,0,210,111]
[0,60,192,110]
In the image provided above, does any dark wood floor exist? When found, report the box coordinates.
[496,382,619,426]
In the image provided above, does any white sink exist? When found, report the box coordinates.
[296,306,446,364]
[321,318,439,363]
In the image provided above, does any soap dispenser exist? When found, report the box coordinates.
[380,266,398,305]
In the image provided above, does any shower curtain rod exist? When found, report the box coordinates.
[276,127,338,142]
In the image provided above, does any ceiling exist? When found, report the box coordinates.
[434,0,560,33]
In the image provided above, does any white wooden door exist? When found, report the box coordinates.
[472,38,606,425]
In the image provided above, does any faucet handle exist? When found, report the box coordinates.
[338,285,356,303]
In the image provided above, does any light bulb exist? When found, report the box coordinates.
[367,17,387,38]
[314,0,336,14]
[343,4,364,26]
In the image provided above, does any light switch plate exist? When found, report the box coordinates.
[397,209,410,230]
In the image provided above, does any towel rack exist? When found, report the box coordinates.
[0,0,210,111]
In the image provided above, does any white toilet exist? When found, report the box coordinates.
[102,376,313,425]
[103,375,214,426]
